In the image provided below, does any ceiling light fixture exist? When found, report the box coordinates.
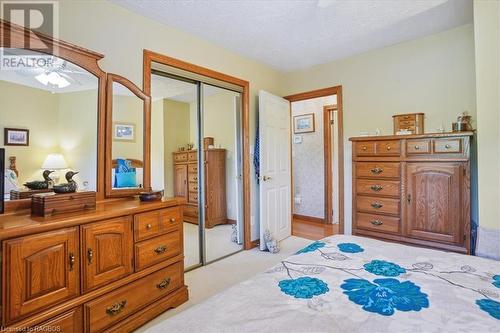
[35,72,70,88]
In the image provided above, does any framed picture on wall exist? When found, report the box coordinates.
[4,128,29,146]
[293,114,315,134]
[113,122,135,142]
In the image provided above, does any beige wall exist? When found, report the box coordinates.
[58,0,284,241]
[163,99,191,197]
[283,24,476,234]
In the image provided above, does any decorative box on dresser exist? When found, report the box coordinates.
[0,198,188,332]
[173,149,227,228]
[350,132,473,254]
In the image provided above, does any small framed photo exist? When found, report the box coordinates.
[4,128,29,146]
[113,122,135,142]
[293,114,315,134]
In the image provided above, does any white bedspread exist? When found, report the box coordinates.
[145,235,500,333]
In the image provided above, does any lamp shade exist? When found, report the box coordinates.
[41,153,68,170]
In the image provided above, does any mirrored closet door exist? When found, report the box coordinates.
[150,67,244,270]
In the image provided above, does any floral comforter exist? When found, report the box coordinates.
[146,235,500,333]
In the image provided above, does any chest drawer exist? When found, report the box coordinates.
[173,153,188,163]
[433,138,462,154]
[188,191,199,204]
[188,151,197,161]
[356,162,400,179]
[407,139,431,154]
[355,142,376,156]
[188,163,197,173]
[134,230,182,271]
[356,179,400,197]
[188,182,199,192]
[34,307,83,333]
[134,207,182,242]
[84,262,182,333]
[184,204,198,217]
[188,173,198,183]
[375,140,401,156]
[356,212,400,234]
[357,196,400,215]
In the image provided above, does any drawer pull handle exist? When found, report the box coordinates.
[194,186,198,190]
[146,223,152,230]
[445,144,451,149]
[362,146,367,151]
[170,217,176,223]
[370,185,383,192]
[414,145,420,150]
[69,253,75,271]
[106,300,127,316]
[156,277,172,290]
[386,146,391,150]
[370,220,383,226]
[87,248,93,264]
[370,167,383,174]
[371,203,383,209]
[193,177,198,181]
[154,245,167,254]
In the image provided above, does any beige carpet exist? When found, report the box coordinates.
[135,235,311,332]
[184,222,243,268]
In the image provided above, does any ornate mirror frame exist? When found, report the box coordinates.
[105,74,151,197]
[0,20,107,210]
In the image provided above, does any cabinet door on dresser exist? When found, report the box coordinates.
[174,164,187,197]
[406,163,463,244]
[3,228,80,325]
[82,217,133,292]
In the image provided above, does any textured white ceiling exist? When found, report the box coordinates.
[111,0,472,72]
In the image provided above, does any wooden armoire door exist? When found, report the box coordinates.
[406,162,463,244]
[174,164,188,198]
[82,217,133,292]
[3,227,80,325]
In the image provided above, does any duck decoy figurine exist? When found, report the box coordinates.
[24,170,54,190]
[53,171,79,194]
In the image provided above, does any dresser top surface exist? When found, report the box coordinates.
[0,197,185,241]
[349,131,474,141]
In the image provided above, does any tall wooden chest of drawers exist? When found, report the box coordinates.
[350,132,473,253]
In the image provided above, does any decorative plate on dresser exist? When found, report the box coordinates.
[350,132,473,254]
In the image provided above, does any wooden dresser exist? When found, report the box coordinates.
[173,149,227,228]
[0,198,188,332]
[350,132,472,253]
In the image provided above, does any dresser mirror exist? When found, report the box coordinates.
[106,74,151,197]
[0,47,101,202]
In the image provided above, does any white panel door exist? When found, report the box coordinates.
[259,90,291,250]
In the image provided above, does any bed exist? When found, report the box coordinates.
[145,235,499,333]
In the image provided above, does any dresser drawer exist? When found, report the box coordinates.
[398,120,415,127]
[135,230,182,271]
[433,138,462,154]
[375,140,400,156]
[134,207,182,242]
[184,204,198,217]
[188,151,197,161]
[356,162,400,179]
[357,196,400,215]
[188,182,199,192]
[356,179,400,197]
[407,139,431,154]
[355,142,376,156]
[188,191,199,204]
[84,262,182,333]
[188,173,198,183]
[356,213,400,234]
[35,307,83,333]
[173,153,188,163]
[188,163,197,173]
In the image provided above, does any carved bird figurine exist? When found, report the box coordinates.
[24,170,54,190]
[53,171,79,194]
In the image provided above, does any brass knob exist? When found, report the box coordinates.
[106,300,127,316]
[386,146,391,150]
[156,277,171,290]
[370,220,383,226]
[170,218,176,223]
[146,223,152,229]
[414,145,420,150]
[362,146,367,151]
[445,144,451,149]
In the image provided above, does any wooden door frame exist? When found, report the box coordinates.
[142,50,253,250]
[284,86,344,234]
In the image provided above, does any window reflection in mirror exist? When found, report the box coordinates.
[0,48,98,201]
[111,82,144,190]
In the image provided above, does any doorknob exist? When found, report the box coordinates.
[263,175,272,182]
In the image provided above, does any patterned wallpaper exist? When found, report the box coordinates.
[292,95,336,219]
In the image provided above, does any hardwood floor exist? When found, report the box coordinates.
[291,216,339,240]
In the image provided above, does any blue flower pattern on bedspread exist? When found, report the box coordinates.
[476,299,500,320]
[364,260,406,277]
[492,275,500,289]
[296,241,326,254]
[340,278,429,316]
[279,277,329,299]
[337,243,364,253]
